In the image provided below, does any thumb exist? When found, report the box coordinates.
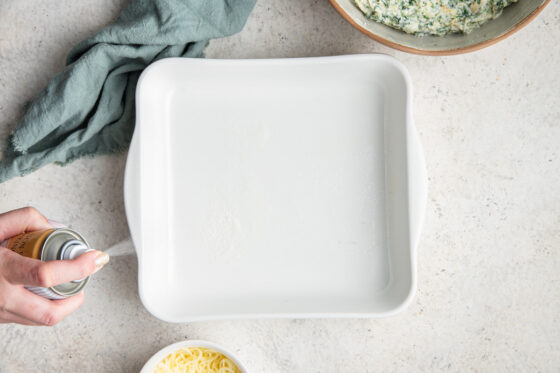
[1,248,109,287]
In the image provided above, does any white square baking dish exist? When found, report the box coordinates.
[124,55,427,322]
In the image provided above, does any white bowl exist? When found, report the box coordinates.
[140,340,248,373]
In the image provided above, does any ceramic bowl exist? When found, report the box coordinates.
[329,0,550,55]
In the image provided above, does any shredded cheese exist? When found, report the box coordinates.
[153,347,241,373]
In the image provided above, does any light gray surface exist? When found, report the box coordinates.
[0,0,559,372]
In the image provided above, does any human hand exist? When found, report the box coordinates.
[0,207,107,326]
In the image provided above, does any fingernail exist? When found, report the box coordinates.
[94,251,110,272]
[48,219,68,228]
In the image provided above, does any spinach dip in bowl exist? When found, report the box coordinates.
[329,0,549,54]
[354,0,517,36]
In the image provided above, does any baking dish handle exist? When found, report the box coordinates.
[408,124,428,250]
[123,128,142,260]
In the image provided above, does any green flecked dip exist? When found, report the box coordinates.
[354,0,518,36]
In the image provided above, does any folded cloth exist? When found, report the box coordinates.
[0,0,256,182]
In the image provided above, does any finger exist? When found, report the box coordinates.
[46,219,67,228]
[0,207,52,242]
[1,248,107,287]
[0,310,41,326]
[6,289,84,326]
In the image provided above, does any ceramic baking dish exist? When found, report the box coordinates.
[124,55,427,322]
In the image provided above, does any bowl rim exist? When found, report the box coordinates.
[328,0,551,55]
[140,340,249,373]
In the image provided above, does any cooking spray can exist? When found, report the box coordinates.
[1,228,93,299]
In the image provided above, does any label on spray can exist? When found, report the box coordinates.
[1,228,93,299]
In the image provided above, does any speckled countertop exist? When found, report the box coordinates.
[0,1,559,372]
